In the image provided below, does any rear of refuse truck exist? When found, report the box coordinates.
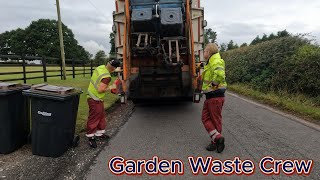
[113,0,206,103]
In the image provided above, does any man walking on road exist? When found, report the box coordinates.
[86,59,121,148]
[199,43,227,153]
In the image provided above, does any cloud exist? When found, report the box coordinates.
[0,0,115,55]
[80,40,109,56]
[203,0,320,44]
[213,22,270,45]
[0,0,319,55]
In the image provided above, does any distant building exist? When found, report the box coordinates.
[27,60,41,65]
[0,59,41,65]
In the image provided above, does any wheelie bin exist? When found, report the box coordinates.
[0,82,30,154]
[23,84,82,158]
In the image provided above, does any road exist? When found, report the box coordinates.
[85,93,320,180]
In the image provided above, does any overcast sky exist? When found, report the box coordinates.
[0,0,319,55]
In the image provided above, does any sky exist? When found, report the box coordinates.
[0,0,319,55]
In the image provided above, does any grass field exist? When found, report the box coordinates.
[0,66,119,133]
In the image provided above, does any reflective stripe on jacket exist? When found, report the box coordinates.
[201,53,227,93]
[87,65,111,101]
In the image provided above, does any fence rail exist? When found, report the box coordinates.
[0,54,95,83]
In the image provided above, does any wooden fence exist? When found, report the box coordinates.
[0,55,95,83]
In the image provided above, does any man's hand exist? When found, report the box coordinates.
[109,84,117,89]
[110,79,122,95]
[98,77,112,93]
[98,82,109,93]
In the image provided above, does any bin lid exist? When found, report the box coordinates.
[0,82,30,96]
[31,84,75,95]
[23,84,82,101]
[0,82,22,90]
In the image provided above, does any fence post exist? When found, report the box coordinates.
[42,56,47,82]
[72,58,75,79]
[22,54,27,84]
[90,60,93,76]
[83,59,85,77]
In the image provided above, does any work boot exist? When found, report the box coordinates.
[88,137,97,148]
[216,137,225,153]
[96,134,110,141]
[206,143,217,151]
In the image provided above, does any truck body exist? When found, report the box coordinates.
[113,0,205,102]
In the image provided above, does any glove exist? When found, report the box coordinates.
[110,79,122,94]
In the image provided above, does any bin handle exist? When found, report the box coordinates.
[74,88,83,93]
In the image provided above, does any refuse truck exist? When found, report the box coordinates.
[113,0,206,102]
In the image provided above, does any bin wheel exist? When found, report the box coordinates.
[72,135,80,148]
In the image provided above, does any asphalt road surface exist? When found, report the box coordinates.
[85,93,320,180]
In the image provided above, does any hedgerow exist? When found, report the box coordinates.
[222,36,320,97]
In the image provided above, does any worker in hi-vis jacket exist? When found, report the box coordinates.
[198,43,227,153]
[86,59,121,148]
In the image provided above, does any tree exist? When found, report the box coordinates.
[109,32,115,56]
[0,29,28,55]
[86,51,93,60]
[277,30,290,38]
[24,19,89,59]
[0,30,14,54]
[227,40,238,50]
[0,19,89,61]
[268,33,276,41]
[248,30,291,47]
[220,43,227,52]
[10,28,28,55]
[94,50,107,65]
[227,40,234,50]
[261,34,268,42]
[204,28,217,45]
[76,45,92,60]
[240,43,248,48]
[251,36,261,45]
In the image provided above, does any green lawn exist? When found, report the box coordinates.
[0,66,119,133]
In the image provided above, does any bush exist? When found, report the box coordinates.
[222,36,320,97]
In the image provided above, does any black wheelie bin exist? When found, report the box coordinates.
[23,84,82,158]
[0,82,30,154]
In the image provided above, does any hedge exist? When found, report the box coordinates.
[221,36,320,97]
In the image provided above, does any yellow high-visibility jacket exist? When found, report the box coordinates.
[201,53,227,93]
[87,65,111,101]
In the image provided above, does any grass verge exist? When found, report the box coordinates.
[228,83,320,123]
